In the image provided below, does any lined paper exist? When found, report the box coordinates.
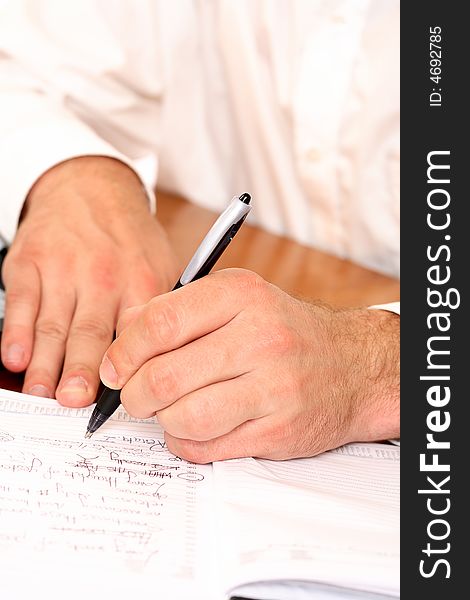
[0,389,215,600]
[214,444,399,599]
[0,388,399,600]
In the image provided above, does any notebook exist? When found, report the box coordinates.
[0,388,399,600]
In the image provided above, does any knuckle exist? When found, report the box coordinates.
[89,257,120,292]
[35,319,68,343]
[144,300,182,346]
[231,268,266,295]
[266,419,286,444]
[146,362,180,403]
[273,324,297,353]
[179,399,216,441]
[265,419,298,457]
[218,268,267,302]
[257,323,297,357]
[70,317,113,344]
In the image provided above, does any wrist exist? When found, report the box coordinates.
[341,308,400,443]
[23,156,150,218]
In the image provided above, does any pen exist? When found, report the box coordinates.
[85,193,252,438]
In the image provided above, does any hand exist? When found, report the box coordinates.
[1,157,178,406]
[100,269,400,462]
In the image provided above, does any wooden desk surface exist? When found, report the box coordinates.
[157,192,399,307]
[0,192,399,392]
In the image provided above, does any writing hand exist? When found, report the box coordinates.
[100,269,399,463]
[0,157,178,406]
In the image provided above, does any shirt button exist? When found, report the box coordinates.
[306,148,321,161]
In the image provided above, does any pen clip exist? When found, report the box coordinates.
[190,213,249,281]
[178,195,251,286]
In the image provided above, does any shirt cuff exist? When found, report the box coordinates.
[369,301,400,316]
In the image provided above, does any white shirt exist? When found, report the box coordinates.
[0,0,399,277]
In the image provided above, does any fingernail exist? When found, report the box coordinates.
[5,343,25,367]
[28,384,51,398]
[60,376,89,396]
[100,355,119,388]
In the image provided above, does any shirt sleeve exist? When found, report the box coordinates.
[0,1,157,244]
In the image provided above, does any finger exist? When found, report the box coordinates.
[156,373,266,442]
[116,304,145,338]
[22,283,75,398]
[120,322,251,418]
[164,416,275,464]
[101,269,252,389]
[56,292,118,407]
[1,261,40,372]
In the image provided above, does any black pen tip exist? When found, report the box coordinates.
[239,193,251,205]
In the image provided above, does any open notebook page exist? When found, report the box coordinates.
[0,389,216,600]
[215,444,399,599]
